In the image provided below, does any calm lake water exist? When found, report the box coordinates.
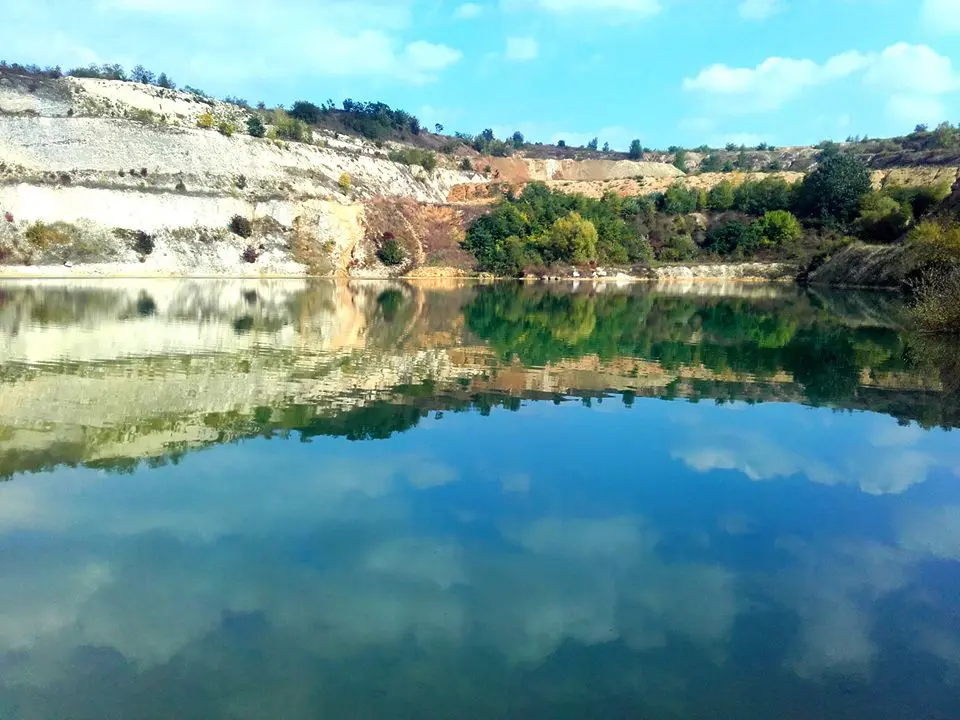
[1,279,959,720]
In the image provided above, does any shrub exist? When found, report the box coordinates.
[794,153,871,224]
[289,100,323,124]
[705,221,750,255]
[242,246,259,263]
[217,121,235,137]
[673,149,688,172]
[274,111,310,142]
[388,147,437,172]
[246,116,266,138]
[197,112,214,129]
[460,158,473,172]
[659,233,699,261]
[912,267,960,333]
[628,139,643,160]
[3,211,13,223]
[229,215,252,238]
[884,183,951,219]
[378,237,406,265]
[24,221,73,249]
[707,180,735,211]
[134,231,155,255]
[540,213,598,265]
[734,177,792,216]
[855,193,912,243]
[338,172,351,195]
[907,219,960,265]
[751,210,803,246]
[659,183,698,214]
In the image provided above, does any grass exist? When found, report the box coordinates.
[912,266,960,334]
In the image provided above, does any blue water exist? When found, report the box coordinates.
[0,280,958,719]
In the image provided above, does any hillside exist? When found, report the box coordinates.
[1,66,959,279]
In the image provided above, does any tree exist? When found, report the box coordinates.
[435,123,444,134]
[659,233,698,261]
[701,153,723,172]
[545,213,598,265]
[914,123,929,133]
[855,193,912,243]
[660,183,698,214]
[705,221,750,255]
[130,65,155,84]
[379,237,406,265]
[587,137,599,151]
[628,139,643,160]
[707,180,735,211]
[751,210,803,245]
[794,153,871,224]
[602,141,610,153]
[246,116,266,138]
[673,149,688,172]
[289,100,323,124]
[156,73,175,89]
[512,131,525,149]
[557,139,566,148]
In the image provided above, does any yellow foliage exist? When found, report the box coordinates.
[196,112,214,129]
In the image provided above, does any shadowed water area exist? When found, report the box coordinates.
[1,279,959,719]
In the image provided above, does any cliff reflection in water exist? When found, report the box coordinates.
[0,278,956,479]
[2,279,960,720]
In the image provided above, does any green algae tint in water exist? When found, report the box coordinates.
[1,279,959,720]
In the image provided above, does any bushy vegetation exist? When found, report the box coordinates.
[271,110,311,142]
[338,173,351,195]
[912,266,960,333]
[388,147,437,172]
[462,184,654,275]
[378,236,406,265]
[246,116,266,138]
[229,215,252,238]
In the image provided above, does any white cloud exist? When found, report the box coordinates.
[505,36,539,62]
[738,0,781,21]
[455,2,484,18]
[684,43,958,116]
[921,0,960,34]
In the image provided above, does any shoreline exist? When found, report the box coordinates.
[0,262,796,283]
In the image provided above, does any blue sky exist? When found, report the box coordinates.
[3,0,960,149]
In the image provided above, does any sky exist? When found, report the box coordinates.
[2,0,960,149]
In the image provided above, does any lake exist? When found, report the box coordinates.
[0,279,958,720]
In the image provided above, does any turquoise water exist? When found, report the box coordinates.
[0,280,958,719]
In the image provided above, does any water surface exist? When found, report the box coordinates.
[1,279,958,719]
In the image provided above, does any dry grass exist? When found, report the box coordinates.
[912,266,960,334]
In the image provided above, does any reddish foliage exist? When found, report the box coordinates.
[242,246,259,263]
[3,212,12,223]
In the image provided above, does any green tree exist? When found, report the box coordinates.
[660,183,698,214]
[435,123,444,133]
[855,194,912,243]
[602,141,610,152]
[673,149,688,172]
[707,181,736,211]
[289,100,323,124]
[156,72,175,89]
[659,233,699,261]
[543,213,598,265]
[378,237,406,265]
[512,131,525,149]
[587,137,599,151]
[246,116,266,138]
[794,153,871,224]
[701,153,723,172]
[734,177,792,216]
[628,139,644,160]
[705,221,750,255]
[751,210,803,246]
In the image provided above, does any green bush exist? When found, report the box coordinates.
[855,193,912,243]
[338,172,351,194]
[538,213,598,265]
[274,111,310,142]
[733,177,792,216]
[460,158,473,172]
[705,221,750,255]
[659,183,698,214]
[388,147,437,172]
[794,153,871,224]
[217,121,235,137]
[246,116,266,138]
[907,219,960,265]
[707,180,735,211]
[378,237,406,265]
[751,210,803,246]
[659,233,699,261]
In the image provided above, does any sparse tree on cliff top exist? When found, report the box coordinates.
[628,139,643,160]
